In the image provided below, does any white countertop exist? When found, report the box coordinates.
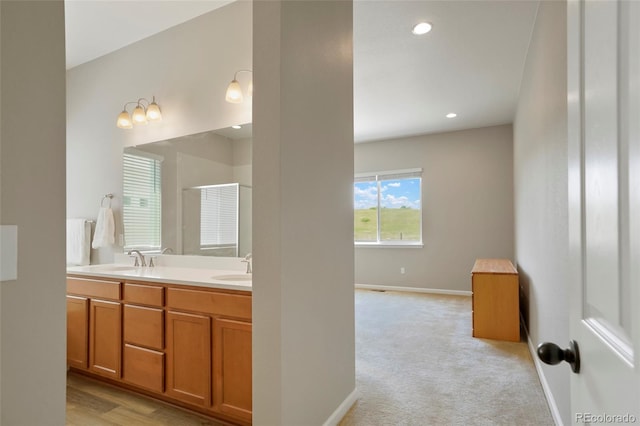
[66,264,252,292]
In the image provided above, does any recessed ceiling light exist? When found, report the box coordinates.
[412,22,432,35]
[446,113,457,118]
[231,125,242,129]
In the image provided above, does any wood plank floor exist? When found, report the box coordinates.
[66,372,229,426]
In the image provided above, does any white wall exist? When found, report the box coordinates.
[66,0,252,264]
[355,125,515,292]
[253,1,356,424]
[513,1,570,424]
[0,1,67,424]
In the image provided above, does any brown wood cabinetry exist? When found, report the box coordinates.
[122,344,165,393]
[122,283,165,392]
[123,282,164,306]
[471,258,520,342]
[68,277,120,299]
[66,296,89,369]
[89,299,122,378]
[123,305,164,350]
[166,287,252,319]
[213,317,252,422]
[67,277,122,379]
[67,275,252,425]
[166,310,212,407]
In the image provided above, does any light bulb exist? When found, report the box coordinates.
[412,22,432,35]
[146,100,162,122]
[116,110,133,129]
[132,105,147,124]
[225,79,243,103]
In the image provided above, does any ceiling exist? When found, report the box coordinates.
[64,0,234,69]
[65,0,539,143]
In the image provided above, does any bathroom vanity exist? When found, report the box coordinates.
[66,264,252,425]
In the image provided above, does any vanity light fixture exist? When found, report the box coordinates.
[116,96,162,129]
[446,112,457,118]
[225,69,253,103]
[412,22,433,35]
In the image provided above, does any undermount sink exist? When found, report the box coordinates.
[91,265,139,273]
[211,274,252,282]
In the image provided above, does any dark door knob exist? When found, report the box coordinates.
[536,340,580,374]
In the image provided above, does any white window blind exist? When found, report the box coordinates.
[200,184,238,248]
[123,153,161,251]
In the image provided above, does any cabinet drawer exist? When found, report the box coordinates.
[123,305,164,350]
[68,277,120,300]
[167,288,251,320]
[123,283,164,307]
[122,344,164,393]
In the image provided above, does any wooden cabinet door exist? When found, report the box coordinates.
[212,318,252,422]
[89,299,122,379]
[166,310,211,407]
[67,296,89,369]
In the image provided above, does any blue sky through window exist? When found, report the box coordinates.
[354,178,421,209]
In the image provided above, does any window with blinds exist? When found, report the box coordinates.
[200,184,238,249]
[354,168,423,245]
[122,152,161,251]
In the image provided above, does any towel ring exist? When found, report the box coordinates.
[101,194,114,208]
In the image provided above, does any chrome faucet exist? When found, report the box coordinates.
[241,253,252,274]
[161,247,174,254]
[127,250,146,267]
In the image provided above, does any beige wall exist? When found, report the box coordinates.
[253,1,356,424]
[355,125,514,292]
[513,1,569,424]
[0,1,67,423]
[66,1,252,264]
[233,137,252,186]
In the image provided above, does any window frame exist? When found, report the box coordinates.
[198,183,240,256]
[122,149,163,253]
[354,168,424,248]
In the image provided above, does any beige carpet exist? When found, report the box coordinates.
[340,290,554,426]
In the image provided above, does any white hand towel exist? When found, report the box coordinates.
[92,207,115,249]
[67,219,91,266]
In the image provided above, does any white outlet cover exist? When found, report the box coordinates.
[1,225,18,281]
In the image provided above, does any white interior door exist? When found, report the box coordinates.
[568,0,640,423]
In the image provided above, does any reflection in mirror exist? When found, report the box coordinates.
[122,124,252,257]
[182,183,252,257]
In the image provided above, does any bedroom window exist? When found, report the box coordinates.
[354,169,423,246]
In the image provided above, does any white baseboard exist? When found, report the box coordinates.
[323,387,358,426]
[355,283,471,297]
[523,324,564,426]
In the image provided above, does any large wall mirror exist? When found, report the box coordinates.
[122,124,252,257]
